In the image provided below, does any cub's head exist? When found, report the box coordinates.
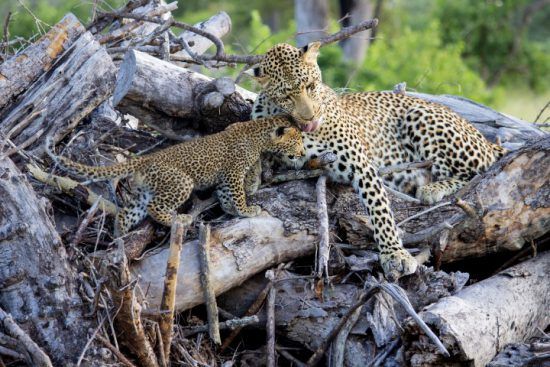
[269,124,306,160]
[252,42,324,132]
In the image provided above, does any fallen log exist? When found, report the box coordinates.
[113,50,255,135]
[0,31,116,156]
[0,158,100,364]
[404,251,550,367]
[134,215,315,312]
[172,11,232,63]
[0,13,84,111]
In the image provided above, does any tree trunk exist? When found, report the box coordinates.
[294,0,329,47]
[0,31,117,156]
[0,13,84,112]
[404,251,550,367]
[113,50,255,135]
[339,0,373,64]
[0,158,95,365]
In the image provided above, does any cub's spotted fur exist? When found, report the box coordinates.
[47,118,305,235]
[251,42,506,279]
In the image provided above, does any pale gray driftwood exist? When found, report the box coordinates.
[172,11,231,62]
[0,31,116,156]
[405,252,550,367]
[0,158,97,364]
[112,50,255,135]
[0,13,84,111]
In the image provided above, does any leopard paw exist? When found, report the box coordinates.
[237,205,262,217]
[379,248,418,282]
[417,186,447,205]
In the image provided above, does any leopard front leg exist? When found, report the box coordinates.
[329,157,417,280]
[217,172,261,218]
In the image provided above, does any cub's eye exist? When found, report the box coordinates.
[306,83,315,91]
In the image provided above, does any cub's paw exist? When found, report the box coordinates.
[238,205,262,218]
[379,248,418,282]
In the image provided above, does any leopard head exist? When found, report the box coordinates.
[269,124,306,160]
[252,42,324,132]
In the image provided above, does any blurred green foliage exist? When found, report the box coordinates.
[0,0,548,115]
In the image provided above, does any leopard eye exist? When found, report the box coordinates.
[306,83,315,91]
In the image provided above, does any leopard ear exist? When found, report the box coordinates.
[301,41,321,65]
[246,66,269,87]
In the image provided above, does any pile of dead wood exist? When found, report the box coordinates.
[0,1,548,366]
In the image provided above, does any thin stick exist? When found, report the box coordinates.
[378,282,450,357]
[96,334,137,367]
[316,175,330,280]
[378,161,432,177]
[330,305,363,367]
[397,201,452,227]
[2,12,11,55]
[159,215,186,362]
[0,307,52,367]
[384,184,421,203]
[198,223,221,345]
[70,196,102,247]
[266,272,277,367]
[276,345,307,367]
[306,287,379,366]
[369,338,400,367]
[318,19,378,47]
[182,316,260,337]
[220,280,273,351]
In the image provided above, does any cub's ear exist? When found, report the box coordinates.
[245,65,269,87]
[275,126,288,137]
[301,41,321,65]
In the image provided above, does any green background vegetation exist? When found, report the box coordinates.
[1,0,549,121]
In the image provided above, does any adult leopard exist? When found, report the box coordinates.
[250,42,506,280]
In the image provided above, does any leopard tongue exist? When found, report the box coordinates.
[301,119,320,132]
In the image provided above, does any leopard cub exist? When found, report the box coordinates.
[46,117,305,235]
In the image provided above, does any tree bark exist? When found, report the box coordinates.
[113,50,255,135]
[404,251,550,367]
[295,0,330,47]
[0,13,84,112]
[0,31,117,156]
[339,0,373,64]
[0,158,95,365]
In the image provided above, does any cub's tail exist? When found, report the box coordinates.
[45,135,145,180]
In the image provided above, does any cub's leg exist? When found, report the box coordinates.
[217,172,261,217]
[145,167,194,227]
[244,159,262,197]
[115,188,151,236]
[402,105,499,204]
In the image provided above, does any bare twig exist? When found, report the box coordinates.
[534,101,549,123]
[96,334,137,367]
[276,345,307,367]
[0,307,52,367]
[316,175,330,280]
[265,270,277,367]
[384,184,421,203]
[369,338,400,367]
[378,282,450,357]
[198,223,221,345]
[397,201,452,227]
[159,215,186,362]
[317,19,378,47]
[70,196,102,247]
[306,286,379,366]
[330,305,363,367]
[220,278,273,351]
[181,316,260,337]
[2,12,11,55]
[378,160,432,177]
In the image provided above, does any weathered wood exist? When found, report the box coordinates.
[0,31,116,156]
[0,13,84,111]
[113,50,255,135]
[172,11,231,63]
[134,215,315,312]
[0,158,97,365]
[404,252,550,367]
